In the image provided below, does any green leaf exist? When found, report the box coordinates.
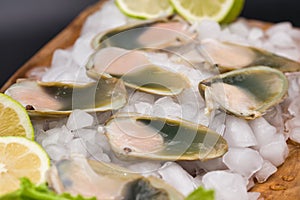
[0,178,96,200]
[185,186,215,200]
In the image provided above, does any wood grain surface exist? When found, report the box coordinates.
[1,0,299,199]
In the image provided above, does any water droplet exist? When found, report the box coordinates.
[270,184,287,191]
[282,175,295,182]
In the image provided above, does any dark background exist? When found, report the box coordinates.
[1,0,300,87]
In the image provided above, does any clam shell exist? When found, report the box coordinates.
[199,66,288,119]
[5,78,127,117]
[199,39,300,73]
[47,155,184,200]
[92,16,196,50]
[86,47,190,96]
[105,114,228,161]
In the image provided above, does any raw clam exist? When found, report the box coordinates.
[5,79,127,116]
[86,47,190,96]
[92,16,196,50]
[47,154,184,200]
[199,66,288,119]
[105,114,228,161]
[199,39,300,72]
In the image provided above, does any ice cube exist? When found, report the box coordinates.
[255,160,277,183]
[259,134,289,166]
[266,22,293,37]
[152,97,182,118]
[44,144,68,162]
[287,96,300,116]
[158,162,196,196]
[202,171,248,200]
[67,110,94,130]
[57,125,74,145]
[134,102,152,115]
[41,65,74,82]
[51,49,73,68]
[71,34,94,66]
[224,116,257,147]
[67,138,89,157]
[94,133,111,153]
[197,19,221,40]
[84,139,111,163]
[289,126,300,143]
[128,91,155,105]
[274,47,300,61]
[26,66,48,80]
[248,27,264,41]
[42,128,61,147]
[229,19,250,38]
[222,147,263,178]
[262,41,276,53]
[219,27,248,45]
[192,175,203,188]
[263,105,284,134]
[269,32,295,48]
[208,111,226,136]
[35,130,47,144]
[177,89,205,122]
[81,1,126,35]
[249,117,277,148]
[74,128,97,143]
[248,192,261,200]
[289,28,300,41]
[247,177,255,190]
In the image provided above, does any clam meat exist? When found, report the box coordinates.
[5,79,127,116]
[199,66,288,119]
[105,114,228,161]
[86,47,190,96]
[199,39,300,72]
[47,154,184,200]
[92,16,196,50]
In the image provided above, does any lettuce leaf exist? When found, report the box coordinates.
[0,178,96,200]
[185,186,215,200]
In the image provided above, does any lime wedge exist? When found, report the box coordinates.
[0,93,34,140]
[0,136,50,195]
[169,0,245,23]
[115,0,174,19]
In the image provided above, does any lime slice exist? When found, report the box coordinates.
[169,0,245,23]
[0,93,34,140]
[115,0,174,19]
[0,136,50,195]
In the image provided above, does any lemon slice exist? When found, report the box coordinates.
[0,136,50,195]
[0,93,34,140]
[115,0,174,19]
[169,0,245,23]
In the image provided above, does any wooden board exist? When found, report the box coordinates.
[1,0,299,199]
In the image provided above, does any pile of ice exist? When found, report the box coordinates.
[31,0,300,199]
[120,90,210,126]
[35,110,111,162]
[284,73,300,143]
